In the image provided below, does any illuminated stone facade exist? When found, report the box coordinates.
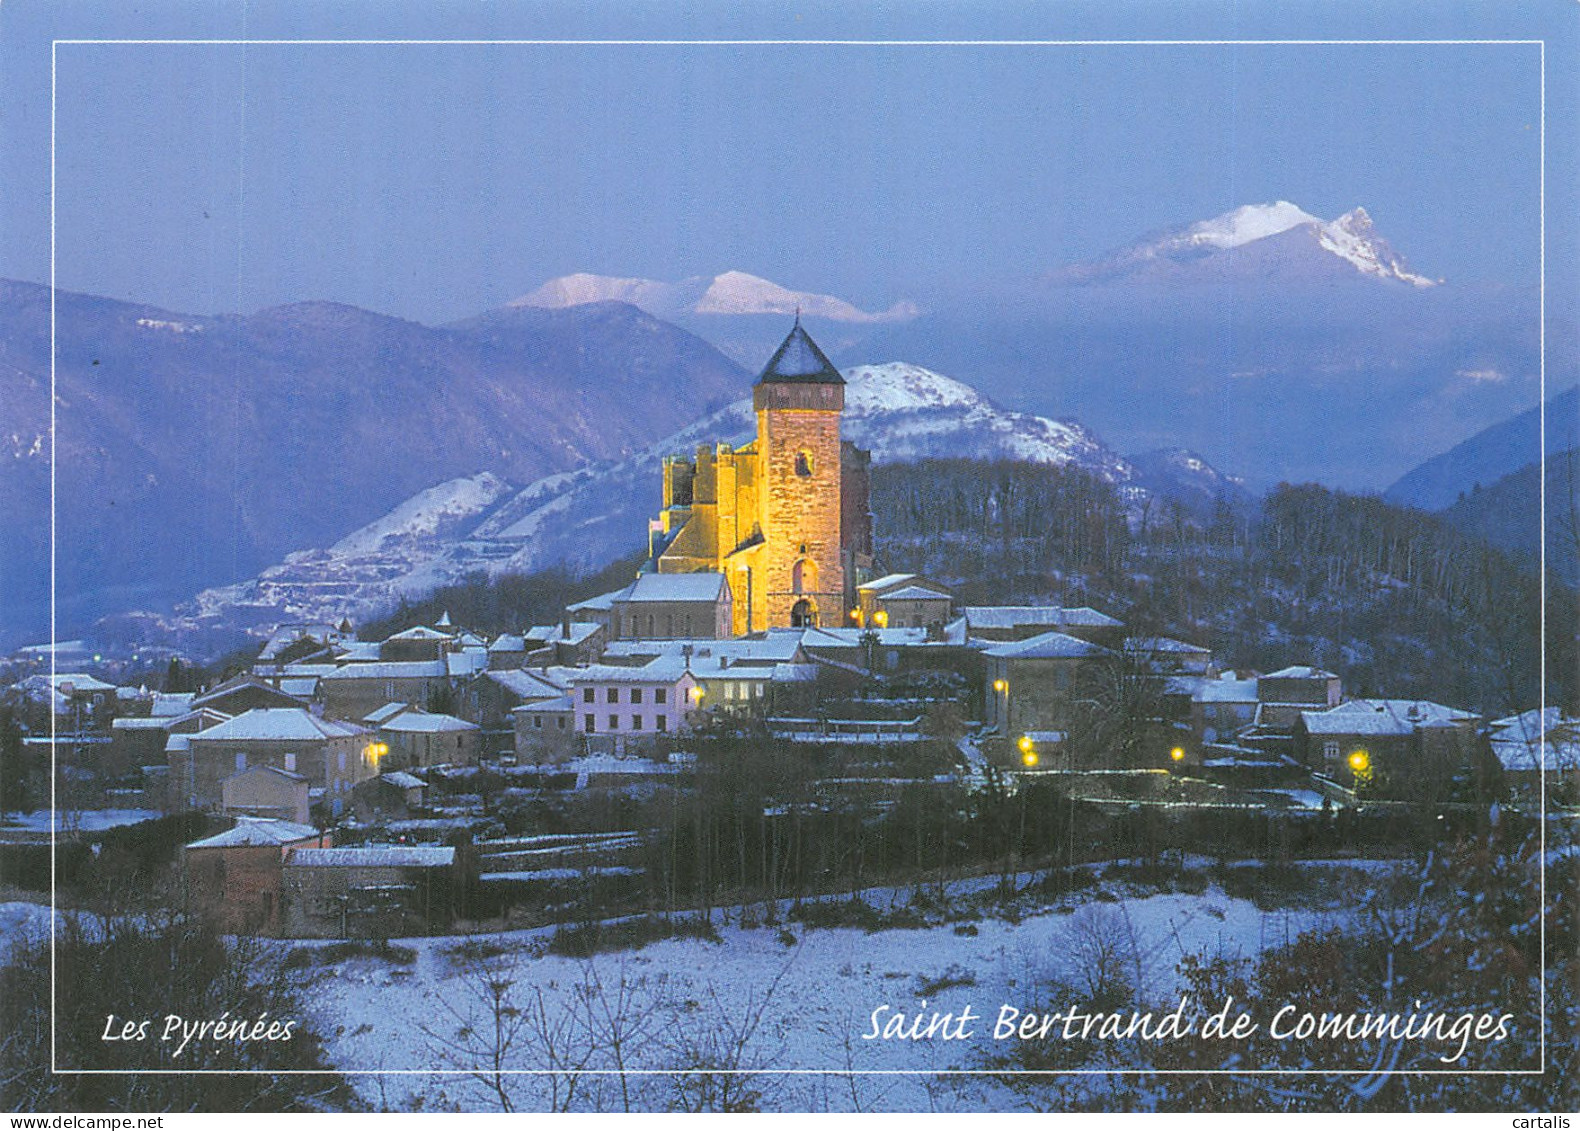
[652,321,873,633]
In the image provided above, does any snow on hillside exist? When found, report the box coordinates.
[329,473,514,556]
[283,877,1351,1112]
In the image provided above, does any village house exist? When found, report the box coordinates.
[170,707,372,817]
[569,658,700,755]
[372,706,481,769]
[610,571,735,641]
[182,817,331,935]
[1295,698,1485,801]
[982,630,1115,768]
[1487,708,1580,806]
[854,573,956,634]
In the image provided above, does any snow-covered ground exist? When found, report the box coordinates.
[284,869,1361,1112]
[0,808,161,833]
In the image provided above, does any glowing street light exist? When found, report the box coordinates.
[1348,749,1370,773]
[1169,746,1186,763]
[992,679,1008,694]
[1017,735,1037,767]
[1022,750,1039,768]
[873,610,888,627]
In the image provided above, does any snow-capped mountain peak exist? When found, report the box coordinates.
[1179,201,1322,251]
[1055,201,1439,288]
[510,271,919,324]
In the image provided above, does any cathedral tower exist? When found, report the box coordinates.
[751,318,846,628]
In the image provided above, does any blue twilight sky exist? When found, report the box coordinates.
[0,1,1574,325]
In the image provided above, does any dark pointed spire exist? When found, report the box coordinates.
[756,319,843,385]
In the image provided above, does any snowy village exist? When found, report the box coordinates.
[2,8,1577,1115]
[2,316,1575,1112]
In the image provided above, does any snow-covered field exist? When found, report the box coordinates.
[0,808,161,834]
[283,869,1361,1112]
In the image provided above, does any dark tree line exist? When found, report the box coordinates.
[871,460,1572,717]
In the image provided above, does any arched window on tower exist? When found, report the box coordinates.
[794,450,813,478]
[792,557,818,595]
[791,598,817,628]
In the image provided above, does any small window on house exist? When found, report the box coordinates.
[631,688,643,704]
[656,715,667,733]
[284,752,296,772]
[557,716,566,730]
[795,450,813,477]
[608,714,619,730]
[534,716,543,729]
[1323,741,1340,761]
[632,715,643,730]
[607,687,619,703]
[655,688,667,704]
[338,751,347,771]
[235,751,247,772]
[585,715,596,733]
[583,688,595,703]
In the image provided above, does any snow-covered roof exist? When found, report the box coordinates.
[289,846,455,868]
[800,626,932,648]
[31,672,118,694]
[879,584,953,602]
[1491,733,1580,774]
[513,695,573,714]
[859,573,917,593]
[277,677,319,698]
[363,702,411,725]
[771,663,820,683]
[187,816,320,849]
[566,588,625,613]
[983,631,1111,660]
[380,711,478,734]
[602,634,806,666]
[150,692,196,718]
[484,668,567,699]
[619,571,730,604]
[570,658,696,685]
[963,606,1122,630]
[113,715,178,731]
[488,634,526,653]
[1263,665,1338,680]
[380,771,427,790]
[1301,699,1479,737]
[1195,678,1260,704]
[386,625,453,642]
[189,708,366,743]
[1127,636,1210,654]
[446,652,488,677]
[319,661,447,680]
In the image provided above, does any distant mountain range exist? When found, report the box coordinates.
[167,361,1242,642]
[2,199,1558,651]
[0,281,746,649]
[515,270,920,325]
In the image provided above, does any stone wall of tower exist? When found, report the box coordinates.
[754,384,846,628]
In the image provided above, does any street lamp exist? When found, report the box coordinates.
[1169,746,1185,763]
[1018,734,1037,766]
